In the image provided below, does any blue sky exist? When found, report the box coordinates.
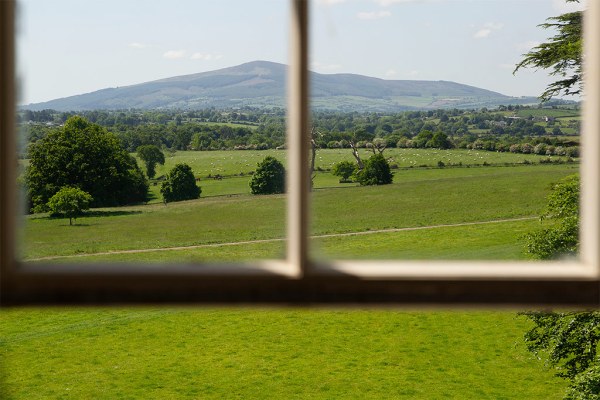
[17,0,585,104]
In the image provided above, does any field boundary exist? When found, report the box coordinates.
[25,216,538,262]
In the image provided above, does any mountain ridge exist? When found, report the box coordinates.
[22,60,537,111]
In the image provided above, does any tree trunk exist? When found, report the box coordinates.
[349,140,364,170]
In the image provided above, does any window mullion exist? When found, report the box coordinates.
[287,0,310,278]
[581,1,600,276]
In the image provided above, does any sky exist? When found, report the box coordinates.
[17,0,585,105]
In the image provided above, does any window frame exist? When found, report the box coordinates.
[1,0,599,306]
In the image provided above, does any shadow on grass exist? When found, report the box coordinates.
[85,210,143,218]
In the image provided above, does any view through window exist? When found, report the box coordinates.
[309,0,583,262]
[17,0,290,266]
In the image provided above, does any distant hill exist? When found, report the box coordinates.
[22,60,538,111]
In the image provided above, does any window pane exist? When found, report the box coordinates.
[17,0,289,265]
[309,0,582,261]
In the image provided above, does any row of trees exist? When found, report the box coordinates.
[21,103,578,157]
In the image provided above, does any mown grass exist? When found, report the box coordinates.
[0,309,566,399]
[39,218,538,263]
[8,151,578,399]
[21,164,576,261]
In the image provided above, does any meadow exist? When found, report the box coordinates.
[0,309,567,399]
[4,148,579,398]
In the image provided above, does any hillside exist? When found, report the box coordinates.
[22,60,537,111]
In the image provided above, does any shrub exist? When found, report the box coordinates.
[249,156,285,194]
[332,160,356,183]
[160,163,201,203]
[355,154,393,186]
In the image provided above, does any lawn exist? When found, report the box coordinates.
[6,150,579,400]
[0,309,567,399]
[21,164,577,261]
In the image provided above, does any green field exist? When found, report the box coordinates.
[6,149,579,398]
[0,309,567,399]
[21,163,577,262]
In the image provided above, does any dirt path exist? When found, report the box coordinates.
[26,216,537,262]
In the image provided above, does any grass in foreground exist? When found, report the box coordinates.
[0,309,566,399]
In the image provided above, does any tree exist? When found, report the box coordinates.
[47,186,93,225]
[160,163,201,203]
[513,0,582,101]
[524,174,579,260]
[26,116,148,211]
[355,154,393,186]
[249,156,285,195]
[332,161,356,183]
[520,174,593,399]
[137,145,165,179]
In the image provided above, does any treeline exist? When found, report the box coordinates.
[19,105,580,156]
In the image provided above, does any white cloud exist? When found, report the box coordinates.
[473,22,503,39]
[129,42,149,49]
[406,70,420,77]
[163,50,186,59]
[474,28,492,39]
[191,53,223,61]
[385,69,398,77]
[357,10,392,20]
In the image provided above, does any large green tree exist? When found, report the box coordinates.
[137,144,165,179]
[513,0,582,101]
[249,156,285,195]
[516,4,592,397]
[26,116,148,211]
[160,163,201,203]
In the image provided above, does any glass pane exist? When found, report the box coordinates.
[309,0,582,261]
[17,0,288,265]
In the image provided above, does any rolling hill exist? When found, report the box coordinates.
[22,60,538,111]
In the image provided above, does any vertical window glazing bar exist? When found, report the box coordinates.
[0,0,17,297]
[581,1,600,276]
[287,0,310,277]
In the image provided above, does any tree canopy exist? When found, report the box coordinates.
[47,186,93,225]
[137,145,165,179]
[524,174,579,259]
[249,156,285,195]
[26,116,148,211]
[355,154,393,186]
[160,163,201,203]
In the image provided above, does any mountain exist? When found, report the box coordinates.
[22,60,538,112]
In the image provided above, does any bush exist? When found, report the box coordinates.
[332,160,356,183]
[355,154,393,186]
[249,156,285,194]
[160,163,201,203]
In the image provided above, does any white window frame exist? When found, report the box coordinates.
[1,0,599,306]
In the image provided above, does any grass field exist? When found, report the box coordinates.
[0,309,567,399]
[21,163,577,261]
[7,149,579,399]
